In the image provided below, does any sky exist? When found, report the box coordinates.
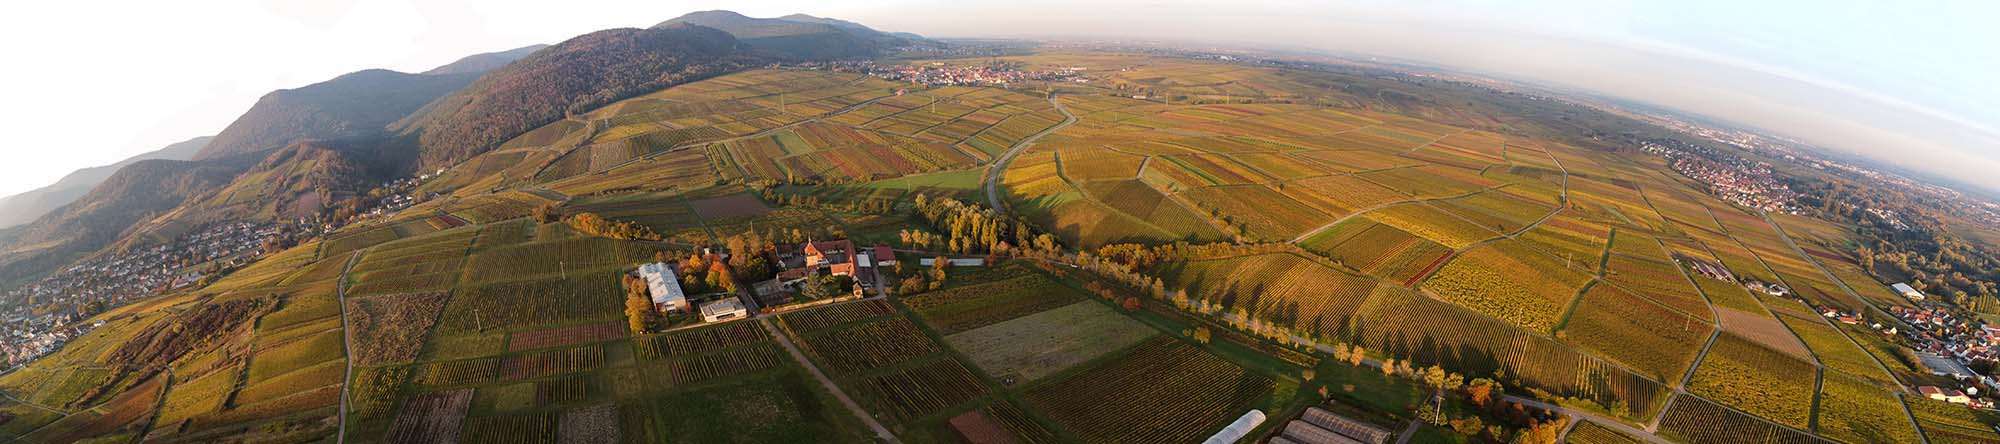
[0,0,1994,197]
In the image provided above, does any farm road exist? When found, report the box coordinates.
[985,95,1077,214]
[760,318,900,443]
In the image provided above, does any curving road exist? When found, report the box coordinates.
[984,95,1077,214]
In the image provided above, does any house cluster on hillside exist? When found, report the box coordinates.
[0,221,302,366]
[2,168,447,369]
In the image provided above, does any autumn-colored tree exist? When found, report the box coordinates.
[1347,345,1366,366]
[1449,416,1484,437]
[1465,378,1501,407]
[1422,365,1448,389]
[1120,297,1141,311]
[1513,418,1565,444]
[566,212,661,240]
[621,274,651,334]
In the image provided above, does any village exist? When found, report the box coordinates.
[0,173,438,369]
[0,221,298,367]
[1882,283,2000,410]
[1644,139,1802,214]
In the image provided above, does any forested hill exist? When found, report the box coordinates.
[655,10,912,59]
[398,24,757,169]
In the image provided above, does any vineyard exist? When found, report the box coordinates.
[1159,253,1378,338]
[903,273,1085,334]
[508,322,627,352]
[635,321,769,359]
[849,358,990,424]
[234,360,343,405]
[1687,333,1818,428]
[436,274,623,334]
[384,389,474,444]
[1557,283,1712,382]
[500,344,605,380]
[1299,219,1453,283]
[651,344,786,386]
[1181,184,1332,241]
[1284,174,1407,217]
[248,329,345,382]
[1775,314,1896,384]
[419,358,500,386]
[461,412,558,444]
[793,317,940,374]
[1025,338,1272,443]
[1814,372,1921,444]
[1423,240,1594,332]
[155,363,240,426]
[1603,252,1713,321]
[1657,394,1821,444]
[1908,396,2000,440]
[1353,285,1669,419]
[778,299,897,333]
[461,237,656,281]
[1515,213,1611,272]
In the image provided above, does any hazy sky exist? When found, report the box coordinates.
[1,0,1994,197]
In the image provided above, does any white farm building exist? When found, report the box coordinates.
[638,262,689,313]
[1892,283,1926,301]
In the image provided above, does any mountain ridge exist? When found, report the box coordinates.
[194,45,548,160]
[0,136,212,229]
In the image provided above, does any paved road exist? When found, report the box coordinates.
[984,95,1077,214]
[760,318,899,443]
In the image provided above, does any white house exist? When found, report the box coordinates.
[1893,283,1926,301]
[638,262,689,313]
[700,297,747,323]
